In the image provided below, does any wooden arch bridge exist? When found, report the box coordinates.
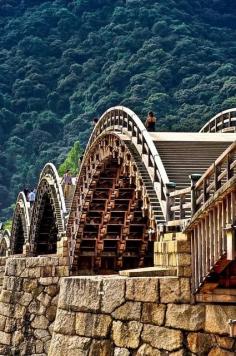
[10,106,236,301]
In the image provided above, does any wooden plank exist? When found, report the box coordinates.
[170,187,191,197]
[209,210,214,269]
[201,219,206,281]
[213,206,218,265]
[205,215,210,273]
[218,201,222,257]
[198,224,202,286]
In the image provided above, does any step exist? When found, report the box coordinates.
[119,267,177,277]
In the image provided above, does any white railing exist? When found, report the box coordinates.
[84,106,169,206]
[200,108,236,133]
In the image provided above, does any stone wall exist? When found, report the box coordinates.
[0,256,69,355]
[49,275,236,356]
[0,257,7,293]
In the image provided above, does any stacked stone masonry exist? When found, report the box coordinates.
[0,257,69,355]
[0,257,235,355]
[49,276,236,356]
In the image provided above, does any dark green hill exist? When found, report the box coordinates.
[0,0,236,220]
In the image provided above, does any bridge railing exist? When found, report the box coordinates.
[89,106,169,204]
[39,163,67,218]
[193,141,236,212]
[184,142,236,293]
[167,142,236,224]
[200,108,236,133]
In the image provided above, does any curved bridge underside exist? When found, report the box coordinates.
[67,132,165,273]
[11,192,30,254]
[0,230,10,257]
[29,163,67,256]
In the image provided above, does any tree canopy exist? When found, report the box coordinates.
[0,0,235,220]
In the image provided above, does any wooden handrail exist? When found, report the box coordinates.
[195,142,236,189]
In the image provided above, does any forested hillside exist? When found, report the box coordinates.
[0,0,236,220]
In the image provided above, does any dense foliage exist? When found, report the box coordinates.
[58,141,81,175]
[0,0,236,220]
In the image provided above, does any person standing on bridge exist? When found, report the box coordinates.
[28,189,36,208]
[61,170,72,199]
[145,111,156,132]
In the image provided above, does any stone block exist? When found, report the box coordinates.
[45,285,58,297]
[76,312,111,338]
[34,329,51,341]
[37,292,51,307]
[31,315,49,330]
[112,320,142,349]
[55,266,69,277]
[6,258,26,277]
[215,335,235,350]
[14,304,26,319]
[0,331,11,345]
[58,277,101,312]
[46,305,57,322]
[0,290,11,303]
[136,344,161,355]
[187,332,213,353]
[205,305,236,335]
[22,279,38,293]
[141,303,166,326]
[166,304,205,331]
[48,333,91,356]
[40,266,53,277]
[5,317,15,333]
[112,302,141,321]
[114,348,130,356]
[208,347,235,356]
[160,278,191,303]
[101,277,126,313]
[39,277,59,286]
[176,240,191,253]
[141,324,183,351]
[28,300,46,315]
[12,331,24,347]
[0,302,13,317]
[0,315,6,331]
[126,278,159,302]
[54,309,76,335]
[177,253,191,267]
[18,292,33,306]
[28,267,41,278]
[88,340,113,356]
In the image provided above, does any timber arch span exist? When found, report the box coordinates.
[10,106,236,298]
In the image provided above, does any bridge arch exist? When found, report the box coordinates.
[29,163,67,256]
[0,230,10,256]
[200,108,236,133]
[11,192,30,254]
[67,107,168,273]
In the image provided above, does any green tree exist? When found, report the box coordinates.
[58,141,81,176]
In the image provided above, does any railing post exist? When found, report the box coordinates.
[227,153,233,180]
[165,182,176,222]
[189,174,201,216]
[225,224,235,260]
[214,163,221,190]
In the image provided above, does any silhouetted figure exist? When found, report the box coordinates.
[145,111,157,132]
[93,118,98,126]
